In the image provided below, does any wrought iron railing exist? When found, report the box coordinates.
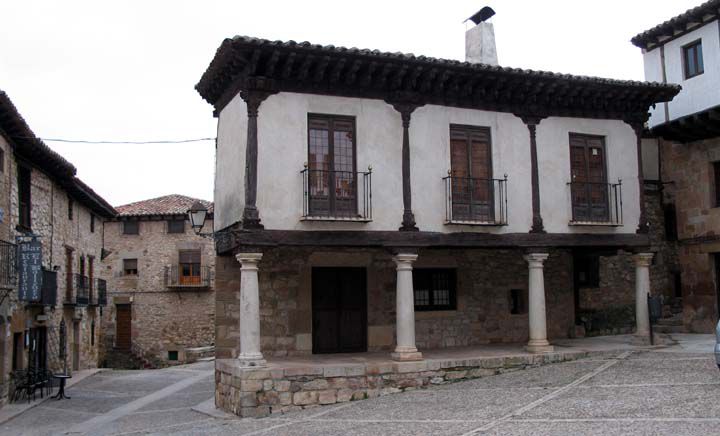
[443,175,508,225]
[66,274,89,306]
[27,269,57,307]
[301,167,372,221]
[0,240,17,288]
[92,278,107,306]
[567,180,623,225]
[165,265,212,289]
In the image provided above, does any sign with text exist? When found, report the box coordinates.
[17,238,43,301]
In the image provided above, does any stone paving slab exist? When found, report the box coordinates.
[484,420,720,436]
[583,358,719,386]
[523,384,720,419]
[92,409,211,436]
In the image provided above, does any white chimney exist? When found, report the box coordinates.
[464,7,498,66]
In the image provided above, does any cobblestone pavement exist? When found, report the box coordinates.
[2,336,719,435]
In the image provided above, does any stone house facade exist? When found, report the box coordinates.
[198,11,681,417]
[0,90,116,406]
[633,0,720,332]
[100,195,215,367]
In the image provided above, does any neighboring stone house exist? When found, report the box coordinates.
[100,195,215,367]
[197,6,680,376]
[633,0,720,332]
[0,90,116,406]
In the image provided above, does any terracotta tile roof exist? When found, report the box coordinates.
[116,194,214,217]
[632,0,720,49]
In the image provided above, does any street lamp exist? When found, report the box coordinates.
[187,201,210,236]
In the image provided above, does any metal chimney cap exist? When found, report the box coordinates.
[465,6,496,25]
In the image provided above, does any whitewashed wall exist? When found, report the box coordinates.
[644,20,720,127]
[215,92,641,234]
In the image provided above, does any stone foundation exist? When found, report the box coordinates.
[215,349,600,418]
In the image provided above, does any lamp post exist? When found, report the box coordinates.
[187,201,213,238]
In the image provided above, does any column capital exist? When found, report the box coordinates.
[524,252,549,267]
[240,89,275,117]
[633,252,654,267]
[236,252,263,268]
[393,253,418,270]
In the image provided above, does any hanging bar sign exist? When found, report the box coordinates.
[17,238,43,301]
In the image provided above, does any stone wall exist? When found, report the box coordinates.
[660,136,720,332]
[0,143,105,406]
[215,247,575,359]
[100,218,215,365]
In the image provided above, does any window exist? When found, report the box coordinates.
[90,214,95,233]
[663,203,678,241]
[68,197,74,220]
[574,253,600,288]
[168,350,179,361]
[413,269,456,311]
[449,125,494,221]
[167,219,185,234]
[714,162,720,208]
[307,114,357,217]
[123,221,139,235]
[569,134,608,222]
[509,289,527,315]
[91,321,95,346]
[179,250,201,285]
[18,165,31,229]
[0,148,4,173]
[683,40,704,79]
[123,258,138,276]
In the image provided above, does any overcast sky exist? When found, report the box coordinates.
[0,0,700,207]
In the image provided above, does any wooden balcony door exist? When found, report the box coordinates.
[179,250,201,285]
[65,248,73,301]
[570,134,609,222]
[312,268,367,354]
[450,125,494,221]
[307,115,357,217]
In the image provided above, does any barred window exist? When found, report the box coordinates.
[413,269,457,311]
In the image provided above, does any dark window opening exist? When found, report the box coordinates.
[713,162,720,208]
[90,214,95,233]
[179,250,201,285]
[0,148,4,173]
[12,332,23,371]
[307,114,357,217]
[673,272,683,299]
[683,40,704,79]
[68,197,74,220]
[18,166,31,229]
[509,289,527,314]
[123,258,138,276]
[123,221,139,235]
[413,269,457,311]
[167,219,185,234]
[168,350,179,361]
[91,321,95,346]
[663,203,678,241]
[575,254,600,288]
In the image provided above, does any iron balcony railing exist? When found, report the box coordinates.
[165,265,212,289]
[567,180,623,226]
[0,240,17,288]
[66,274,89,306]
[91,278,107,306]
[301,167,372,221]
[443,175,508,225]
[27,269,57,307]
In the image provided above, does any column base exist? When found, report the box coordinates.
[237,354,267,368]
[525,340,554,354]
[391,346,423,361]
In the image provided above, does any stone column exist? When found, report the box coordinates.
[392,253,423,361]
[524,252,554,353]
[236,252,266,367]
[634,253,653,339]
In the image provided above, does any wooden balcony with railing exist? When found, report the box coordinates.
[443,175,508,225]
[301,167,372,222]
[568,180,623,226]
[165,265,212,289]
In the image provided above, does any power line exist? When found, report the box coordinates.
[38,137,216,144]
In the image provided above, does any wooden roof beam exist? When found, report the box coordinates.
[280,52,297,79]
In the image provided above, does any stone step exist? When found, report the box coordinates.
[655,316,683,326]
[652,324,685,334]
[186,345,215,363]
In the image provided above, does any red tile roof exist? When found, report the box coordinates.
[116,194,213,217]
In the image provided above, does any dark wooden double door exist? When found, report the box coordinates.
[570,134,609,222]
[312,268,367,354]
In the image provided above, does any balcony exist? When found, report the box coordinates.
[90,278,107,306]
[0,240,17,288]
[443,175,508,225]
[65,274,89,306]
[568,180,623,226]
[165,265,212,289]
[301,167,372,221]
[27,269,57,307]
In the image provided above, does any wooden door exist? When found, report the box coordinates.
[312,268,367,354]
[65,248,73,301]
[115,304,132,350]
[450,125,493,221]
[72,321,80,371]
[570,134,609,222]
[29,327,47,371]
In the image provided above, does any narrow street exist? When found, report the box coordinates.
[1,335,718,436]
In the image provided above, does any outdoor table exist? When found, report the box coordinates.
[51,374,72,400]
